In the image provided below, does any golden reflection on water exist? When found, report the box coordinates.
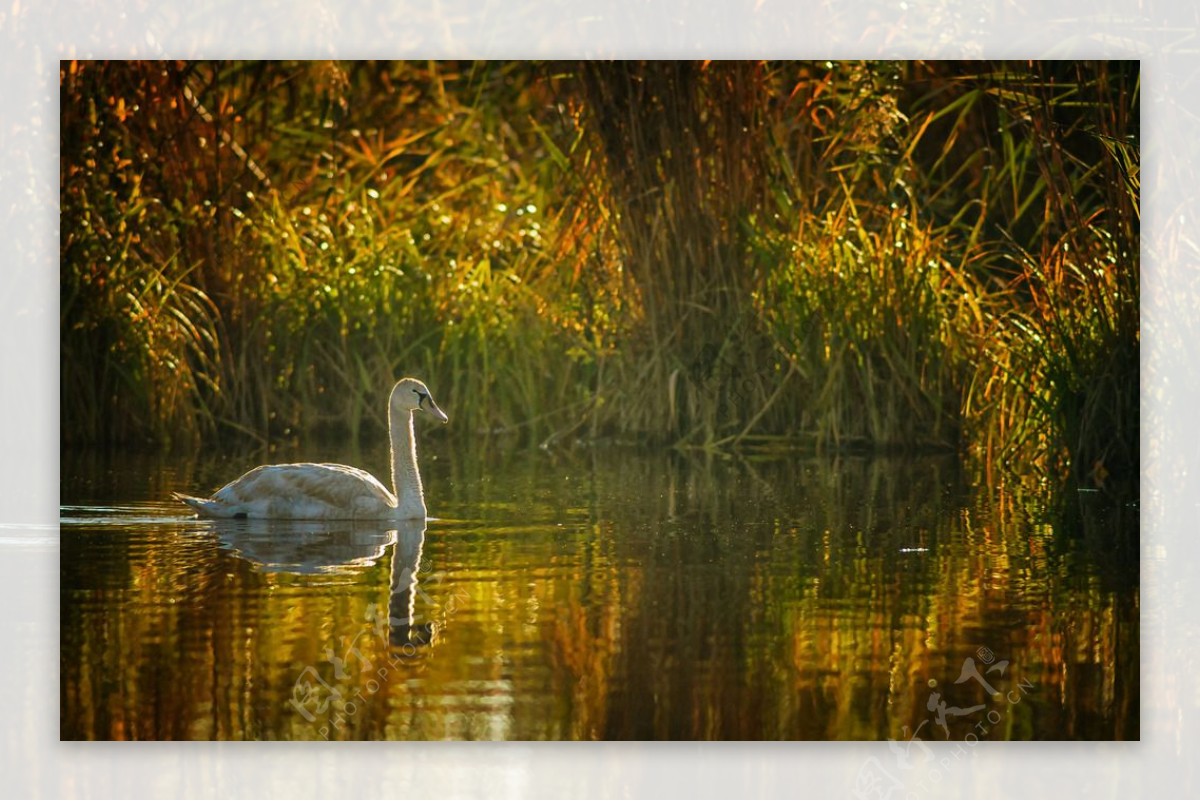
[60,448,1137,740]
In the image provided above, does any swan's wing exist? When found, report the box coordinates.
[206,463,396,519]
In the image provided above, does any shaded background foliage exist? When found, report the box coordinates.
[60,60,1138,489]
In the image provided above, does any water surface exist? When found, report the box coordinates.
[60,442,1138,740]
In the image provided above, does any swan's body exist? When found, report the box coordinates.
[174,378,447,520]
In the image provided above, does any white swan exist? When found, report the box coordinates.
[174,378,448,520]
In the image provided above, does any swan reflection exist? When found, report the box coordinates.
[386,518,435,648]
[207,518,396,574]
[206,517,436,650]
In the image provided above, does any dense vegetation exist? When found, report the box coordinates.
[60,60,1139,488]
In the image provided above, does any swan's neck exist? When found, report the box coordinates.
[389,409,426,519]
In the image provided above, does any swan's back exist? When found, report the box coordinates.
[176,462,398,520]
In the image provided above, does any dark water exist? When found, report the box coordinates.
[60,441,1138,741]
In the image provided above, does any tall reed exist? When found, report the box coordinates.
[61,61,226,446]
[60,60,1139,492]
[574,61,777,445]
[61,61,594,447]
[942,62,1140,485]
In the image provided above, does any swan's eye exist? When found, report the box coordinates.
[414,389,427,407]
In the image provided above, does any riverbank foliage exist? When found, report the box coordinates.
[61,60,1139,488]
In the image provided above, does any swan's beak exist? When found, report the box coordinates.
[425,398,449,424]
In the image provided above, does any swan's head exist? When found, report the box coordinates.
[390,378,449,423]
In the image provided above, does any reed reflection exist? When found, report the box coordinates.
[60,447,1138,740]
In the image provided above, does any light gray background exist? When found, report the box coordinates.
[5,1,1189,797]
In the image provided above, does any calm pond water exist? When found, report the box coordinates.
[60,440,1138,741]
